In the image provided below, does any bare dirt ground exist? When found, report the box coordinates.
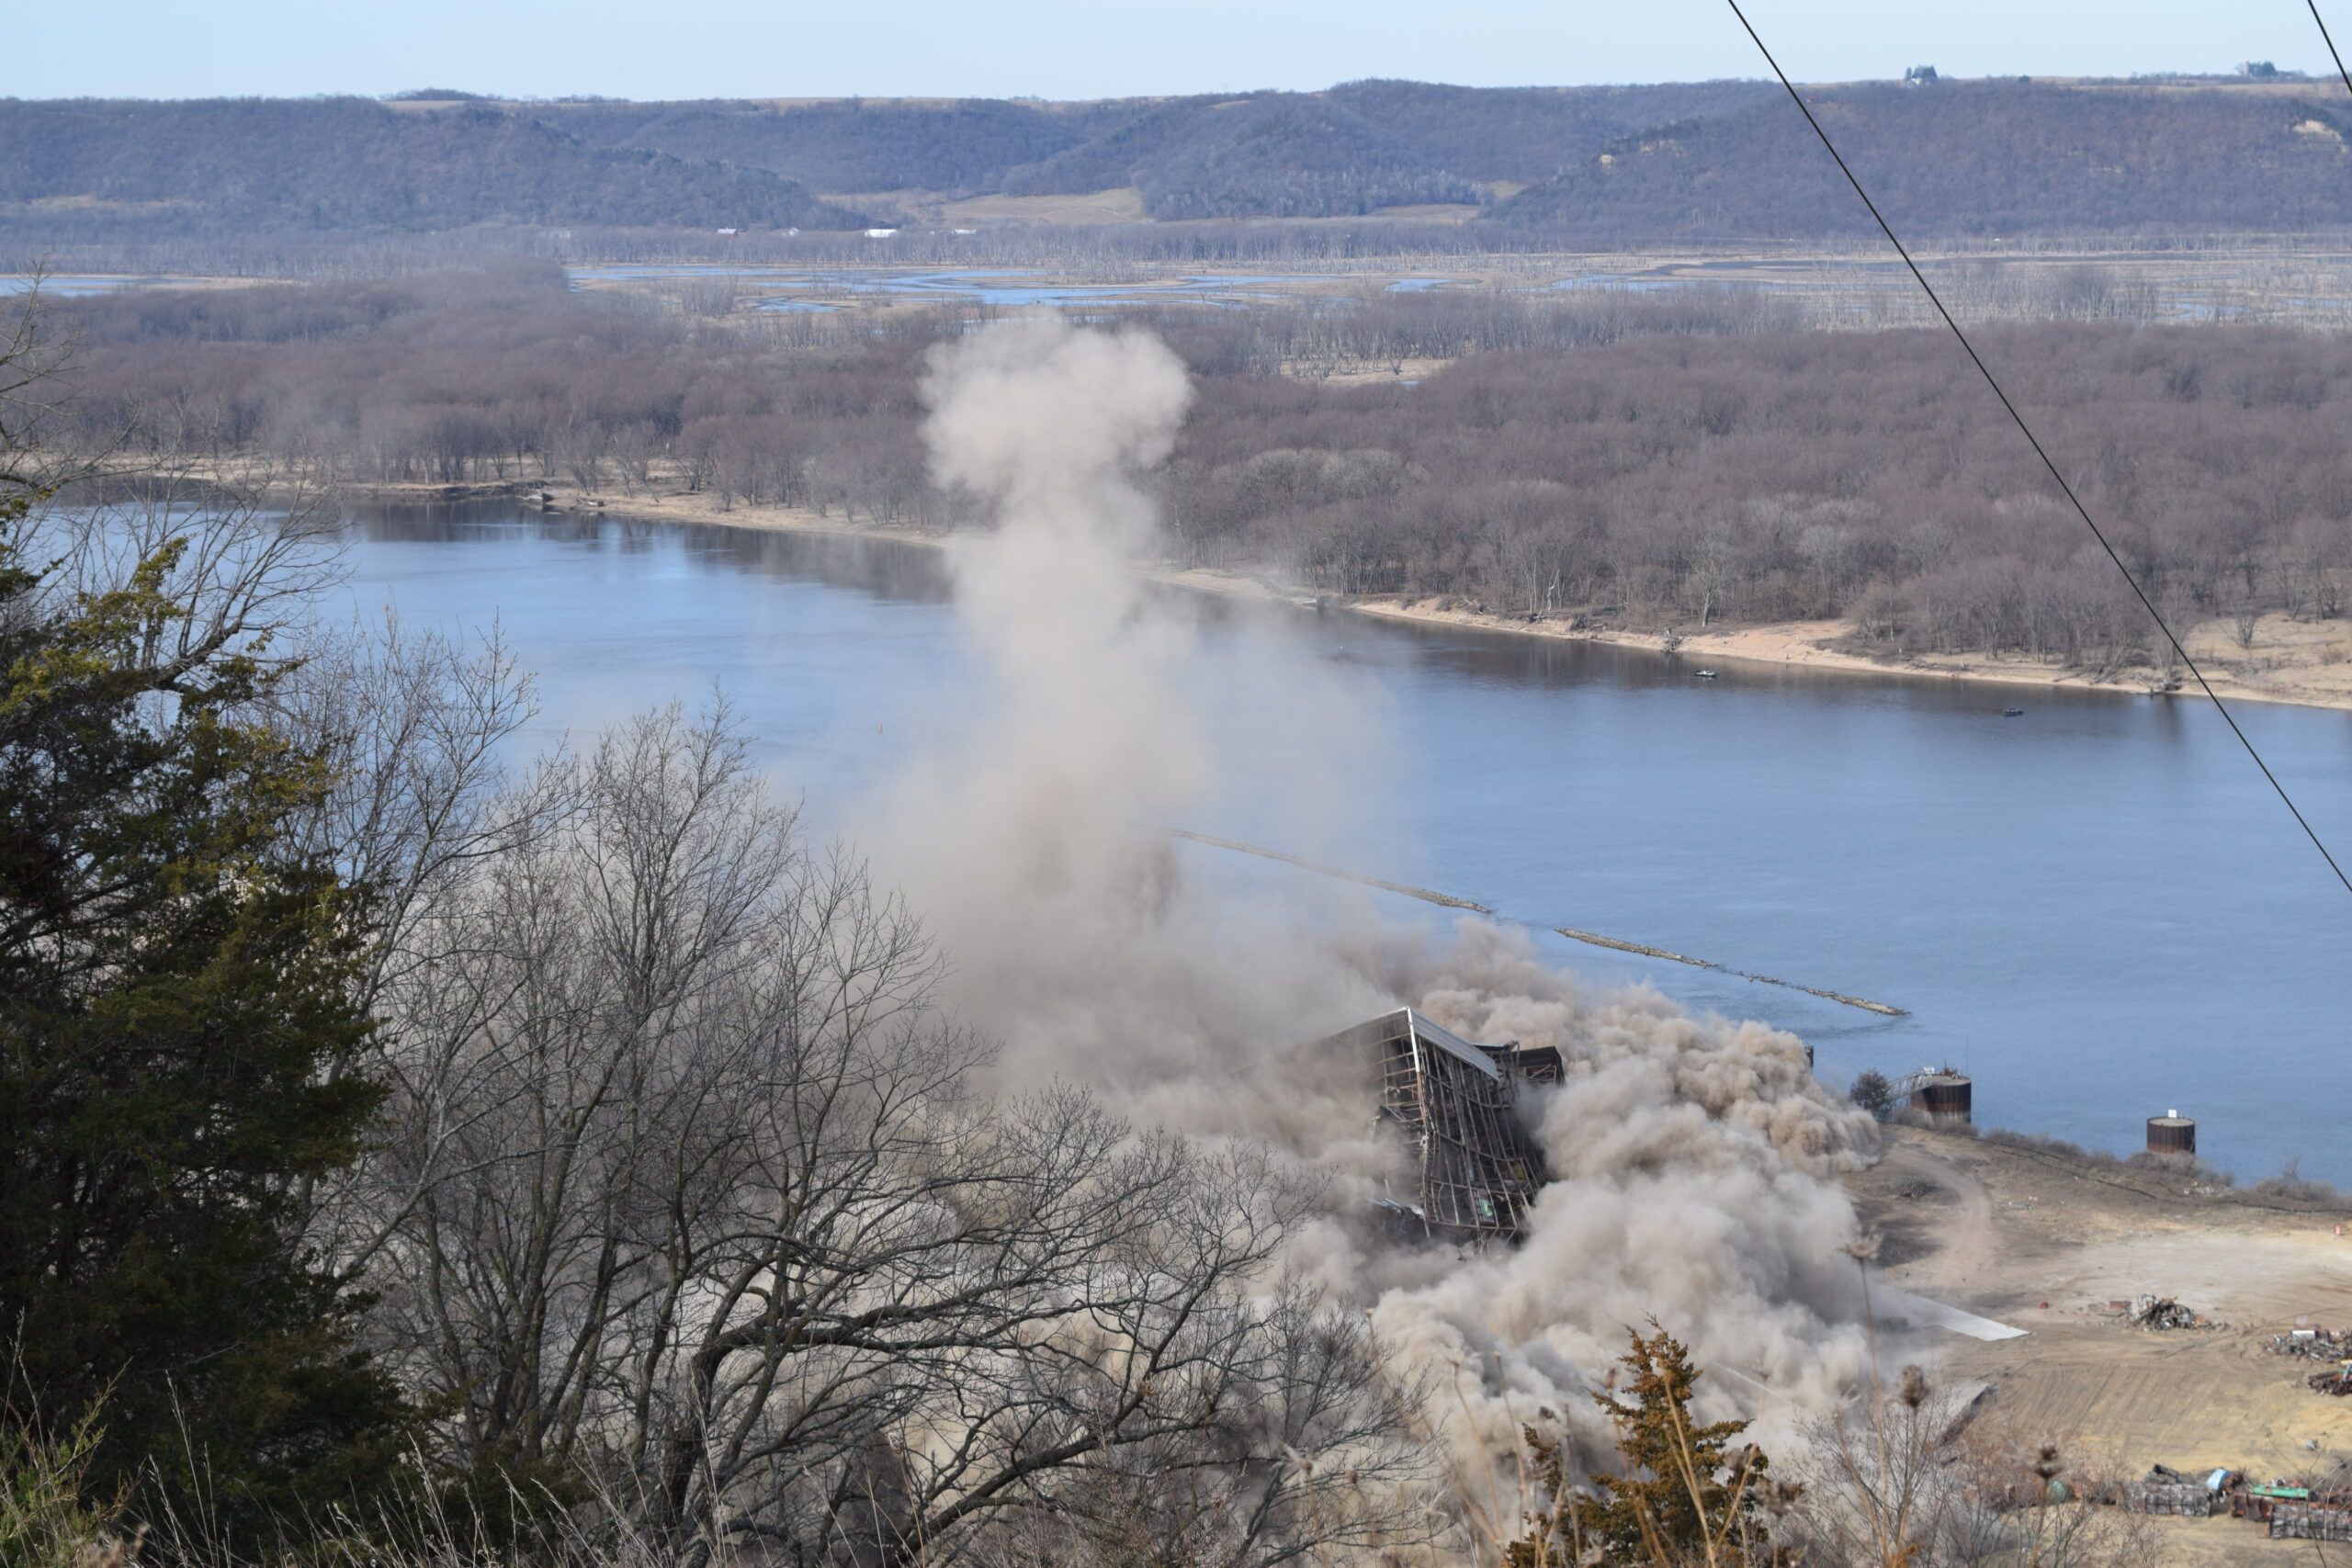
[931,187,1149,225]
[1282,355,1456,386]
[1849,1127,2352,1564]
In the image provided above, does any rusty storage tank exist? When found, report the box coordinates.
[1913,1070,1973,1127]
[2146,1111,2197,1156]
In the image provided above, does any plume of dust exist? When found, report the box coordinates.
[867,317,1887,1501]
[1369,921,1880,1476]
[866,317,1396,1120]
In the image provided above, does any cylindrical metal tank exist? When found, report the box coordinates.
[2146,1111,2197,1156]
[1915,1072,1972,1126]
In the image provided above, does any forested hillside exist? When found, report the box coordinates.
[553,97,1091,192]
[994,94,1483,217]
[1491,80,2352,238]
[1319,79,1783,185]
[547,82,1785,213]
[0,97,866,234]
[5,74,2348,243]
[539,81,1863,216]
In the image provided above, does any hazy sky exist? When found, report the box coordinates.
[11,0,2344,101]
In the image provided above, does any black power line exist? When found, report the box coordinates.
[1723,0,2352,897]
[2312,0,2352,98]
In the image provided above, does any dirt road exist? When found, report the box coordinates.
[1847,1128,2352,1563]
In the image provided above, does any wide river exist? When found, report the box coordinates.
[345,503,2352,1186]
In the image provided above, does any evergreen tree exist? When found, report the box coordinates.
[1849,1070,1895,1122]
[1510,1321,1787,1566]
[0,342,406,1530]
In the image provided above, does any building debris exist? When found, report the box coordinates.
[2229,1483,2292,1522]
[2305,1365,2352,1396]
[2267,1326,2350,1359]
[2220,1466,2352,1537]
[2133,1462,2352,1540]
[2130,1295,2222,1331]
[2258,1323,2352,1393]
[1313,1008,1555,1247]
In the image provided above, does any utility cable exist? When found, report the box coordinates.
[1724,0,2352,897]
[2311,0,2352,99]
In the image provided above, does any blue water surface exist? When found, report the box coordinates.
[340,504,2352,1186]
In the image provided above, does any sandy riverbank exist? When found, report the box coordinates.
[1346,597,2352,714]
[357,479,2352,715]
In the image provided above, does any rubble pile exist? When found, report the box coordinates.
[2266,1326,2350,1359]
[2229,1483,2281,1522]
[2132,1295,2222,1331]
[2149,1464,2352,1540]
[2224,1470,2352,1538]
[2305,1366,2352,1397]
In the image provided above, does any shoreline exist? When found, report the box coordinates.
[360,479,2352,716]
[1344,600,2352,714]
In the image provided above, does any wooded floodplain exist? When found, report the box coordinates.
[47,263,2352,676]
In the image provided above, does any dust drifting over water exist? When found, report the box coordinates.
[865,318,1884,1472]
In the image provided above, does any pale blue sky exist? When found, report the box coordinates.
[14,0,2342,102]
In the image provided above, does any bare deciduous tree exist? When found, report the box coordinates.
[1791,1367,2155,1568]
[337,703,1421,1566]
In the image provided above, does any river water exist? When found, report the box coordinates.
[343,503,2352,1187]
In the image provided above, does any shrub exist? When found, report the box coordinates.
[1849,1070,1894,1121]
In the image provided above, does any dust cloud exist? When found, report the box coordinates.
[1374,921,1880,1461]
[866,317,1885,1472]
[865,318,1394,1105]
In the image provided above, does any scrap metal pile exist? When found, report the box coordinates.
[2226,1472,2352,1540]
[2114,1346,2352,1542]
[2306,1366,2352,1396]
[2122,1466,2352,1540]
[2131,1294,2223,1331]
[2259,1325,2352,1394]
[2265,1325,2350,1359]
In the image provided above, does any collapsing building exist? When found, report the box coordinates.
[1312,1008,1559,1247]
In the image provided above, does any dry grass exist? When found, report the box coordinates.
[0,1407,138,1568]
[933,187,1151,226]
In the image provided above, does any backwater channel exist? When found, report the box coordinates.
[344,502,2352,1186]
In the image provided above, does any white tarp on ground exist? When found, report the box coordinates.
[1872,1281,2030,1341]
